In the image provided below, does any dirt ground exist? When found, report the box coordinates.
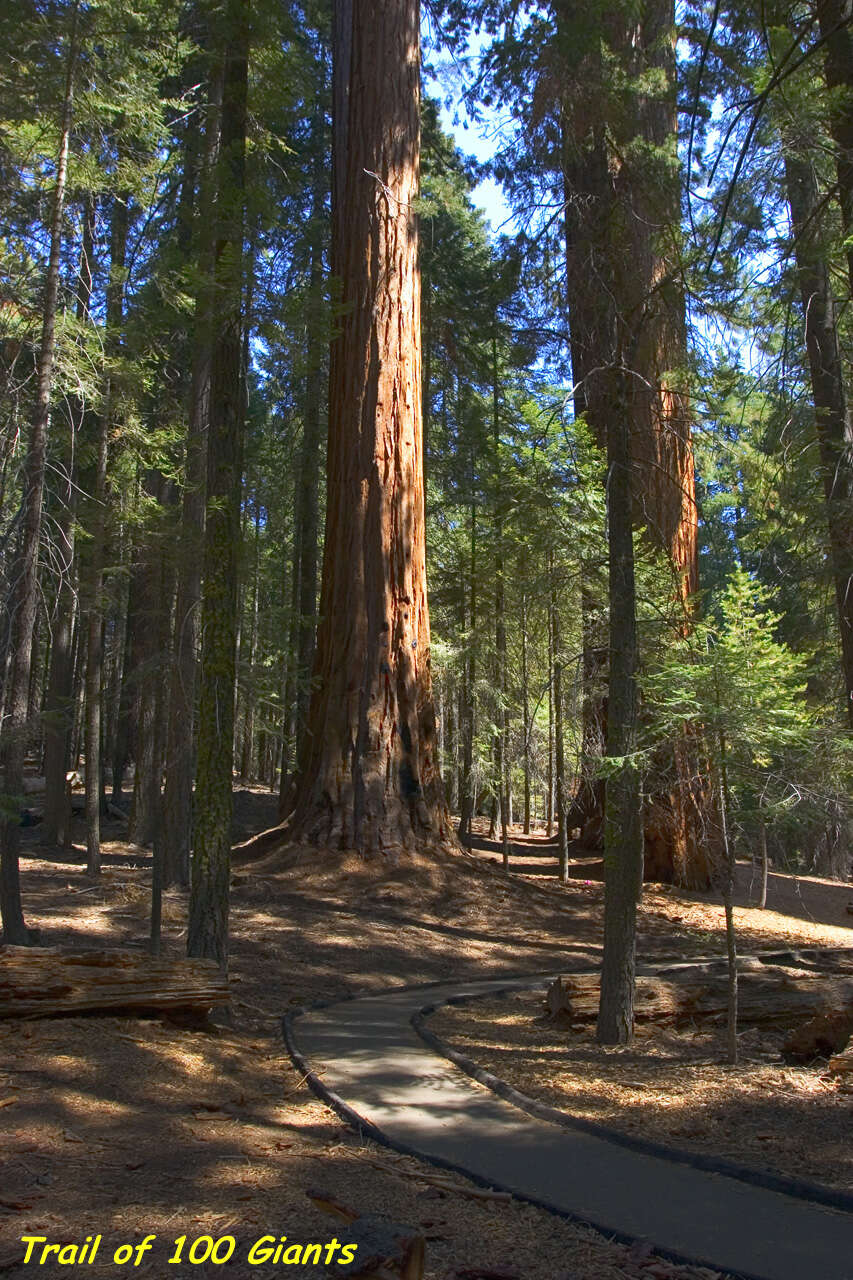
[428,987,853,1196]
[2,800,852,1279]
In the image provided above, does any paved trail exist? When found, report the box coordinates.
[286,974,853,1280]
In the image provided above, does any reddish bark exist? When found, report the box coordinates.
[560,0,715,889]
[290,0,449,855]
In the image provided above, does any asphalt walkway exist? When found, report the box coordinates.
[285,973,853,1280]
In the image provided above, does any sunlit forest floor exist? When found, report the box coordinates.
[429,985,853,1195]
[3,789,851,1278]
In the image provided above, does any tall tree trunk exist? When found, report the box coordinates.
[277,561,298,816]
[493,337,510,868]
[446,678,458,812]
[423,277,431,480]
[128,471,172,848]
[784,150,853,727]
[597,362,644,1045]
[240,498,261,779]
[161,68,221,886]
[574,590,606,845]
[550,553,569,883]
[292,88,329,772]
[560,0,711,885]
[332,0,353,278]
[277,0,344,821]
[41,537,77,846]
[187,0,249,966]
[521,590,531,833]
[818,0,853,294]
[160,362,208,880]
[26,614,43,735]
[758,813,769,910]
[109,535,134,806]
[70,621,86,771]
[458,493,477,842]
[86,192,128,874]
[547,579,554,838]
[290,0,449,854]
[149,665,168,955]
[628,0,714,888]
[43,198,93,847]
[0,2,78,942]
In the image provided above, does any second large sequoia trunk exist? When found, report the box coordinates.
[559,0,715,889]
[289,0,449,854]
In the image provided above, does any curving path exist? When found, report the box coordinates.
[284,972,853,1280]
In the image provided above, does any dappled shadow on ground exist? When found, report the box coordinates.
[2,791,851,1278]
[640,865,853,954]
[1,1007,386,1278]
[428,987,853,1195]
[730,862,853,929]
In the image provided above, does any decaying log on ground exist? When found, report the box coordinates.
[545,969,853,1032]
[0,947,229,1019]
[828,1045,853,1074]
[306,1189,425,1279]
[783,1008,853,1060]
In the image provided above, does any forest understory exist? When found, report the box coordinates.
[428,983,853,1197]
[4,0,853,1274]
[2,791,851,1280]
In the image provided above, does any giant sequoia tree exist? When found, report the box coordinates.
[289,0,450,854]
[2,0,847,957]
[559,0,714,892]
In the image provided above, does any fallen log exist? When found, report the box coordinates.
[783,1008,853,1060]
[463,835,558,860]
[0,947,229,1019]
[545,968,853,1032]
[827,1045,853,1075]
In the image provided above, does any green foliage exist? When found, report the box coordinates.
[2,0,851,883]
[648,566,809,766]
[647,561,850,870]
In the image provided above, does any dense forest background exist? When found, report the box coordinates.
[1,0,851,955]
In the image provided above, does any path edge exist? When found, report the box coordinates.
[412,982,853,1216]
[283,992,770,1280]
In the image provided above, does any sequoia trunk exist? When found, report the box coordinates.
[784,150,853,728]
[290,0,449,854]
[559,0,713,886]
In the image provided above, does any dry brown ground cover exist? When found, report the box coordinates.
[1,802,851,1279]
[430,834,853,1200]
[428,989,853,1196]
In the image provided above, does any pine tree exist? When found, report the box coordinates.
[646,565,811,1057]
[0,0,79,943]
[187,0,249,965]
